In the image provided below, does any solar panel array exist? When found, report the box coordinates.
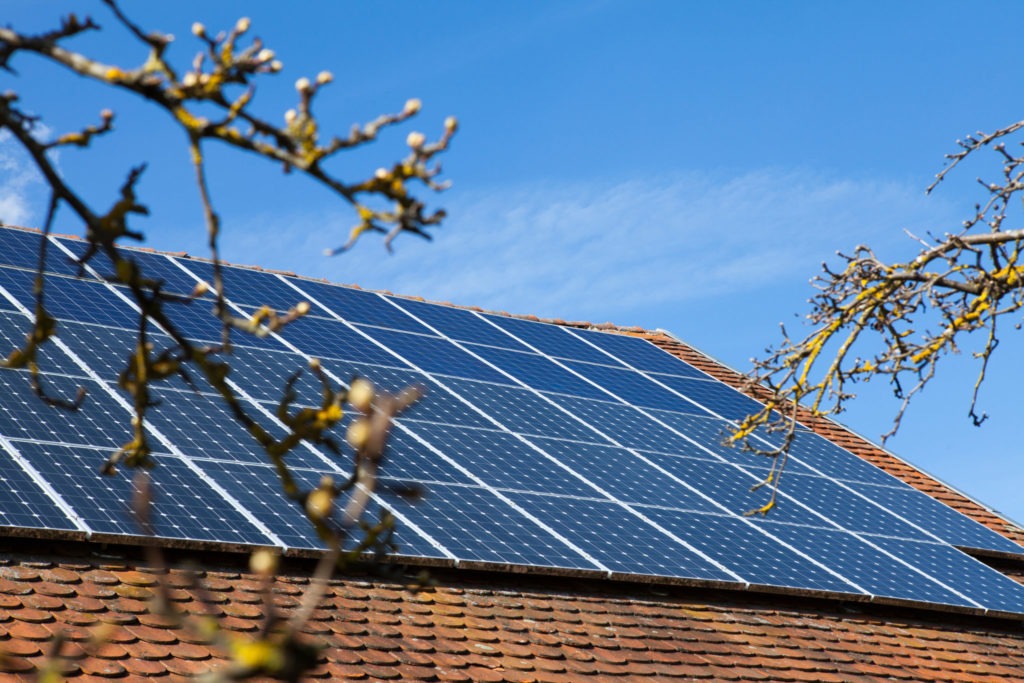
[1,225,1023,616]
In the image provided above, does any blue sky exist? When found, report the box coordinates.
[4,2,1024,522]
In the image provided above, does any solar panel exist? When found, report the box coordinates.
[0,226,1019,620]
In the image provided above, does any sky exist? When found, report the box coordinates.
[3,2,1024,522]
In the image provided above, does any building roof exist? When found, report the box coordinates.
[0,225,1023,680]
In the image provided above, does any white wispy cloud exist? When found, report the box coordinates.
[224,168,956,324]
[0,128,50,229]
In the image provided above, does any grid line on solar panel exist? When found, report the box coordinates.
[280,276,434,335]
[0,266,140,329]
[389,297,534,350]
[0,369,133,448]
[759,522,977,608]
[1,298,293,548]
[848,481,1024,554]
[377,481,607,570]
[867,536,1024,613]
[565,326,711,378]
[198,274,614,570]
[482,313,630,365]
[14,441,275,545]
[638,509,863,594]
[52,239,204,298]
[0,436,82,531]
[0,229,87,277]
[501,491,742,581]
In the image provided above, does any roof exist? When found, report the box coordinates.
[1,224,1024,680]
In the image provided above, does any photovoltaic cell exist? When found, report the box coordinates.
[547,395,707,454]
[643,410,817,475]
[144,388,330,470]
[439,378,605,442]
[0,227,1021,617]
[264,315,406,368]
[467,344,608,400]
[15,441,273,545]
[0,267,139,329]
[404,423,597,497]
[0,444,77,530]
[374,427,476,485]
[563,360,712,412]
[652,374,768,422]
[639,509,861,593]
[849,482,1024,554]
[504,491,736,580]
[568,327,708,378]
[318,361,490,428]
[525,437,719,513]
[0,230,83,277]
[390,297,532,350]
[780,473,930,540]
[293,281,433,335]
[359,327,509,384]
[484,314,625,365]
[0,311,82,376]
[867,536,1024,613]
[761,523,975,607]
[172,261,302,310]
[381,481,596,569]
[0,370,131,448]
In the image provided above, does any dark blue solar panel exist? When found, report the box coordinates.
[404,423,597,497]
[850,482,1024,554]
[526,437,719,513]
[639,509,861,593]
[781,473,929,540]
[564,360,711,413]
[15,441,273,545]
[197,460,325,549]
[652,374,768,422]
[291,281,433,335]
[380,481,597,569]
[642,453,834,525]
[782,432,905,486]
[376,427,476,485]
[358,327,509,384]
[221,346,326,406]
[133,252,215,298]
[568,327,708,378]
[0,230,83,276]
[0,311,82,376]
[546,395,704,454]
[485,315,625,365]
[0,267,138,329]
[867,536,1024,613]
[0,444,77,530]
[319,361,490,428]
[760,523,975,607]
[0,371,131,448]
[504,491,737,580]
[390,297,531,350]
[440,378,605,442]
[198,460,443,556]
[144,388,330,470]
[643,411,817,475]
[467,345,608,399]
[176,261,308,312]
[269,315,407,368]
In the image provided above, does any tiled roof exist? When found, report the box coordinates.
[1,541,1024,682]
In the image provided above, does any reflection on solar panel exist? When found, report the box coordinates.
[0,225,1022,619]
